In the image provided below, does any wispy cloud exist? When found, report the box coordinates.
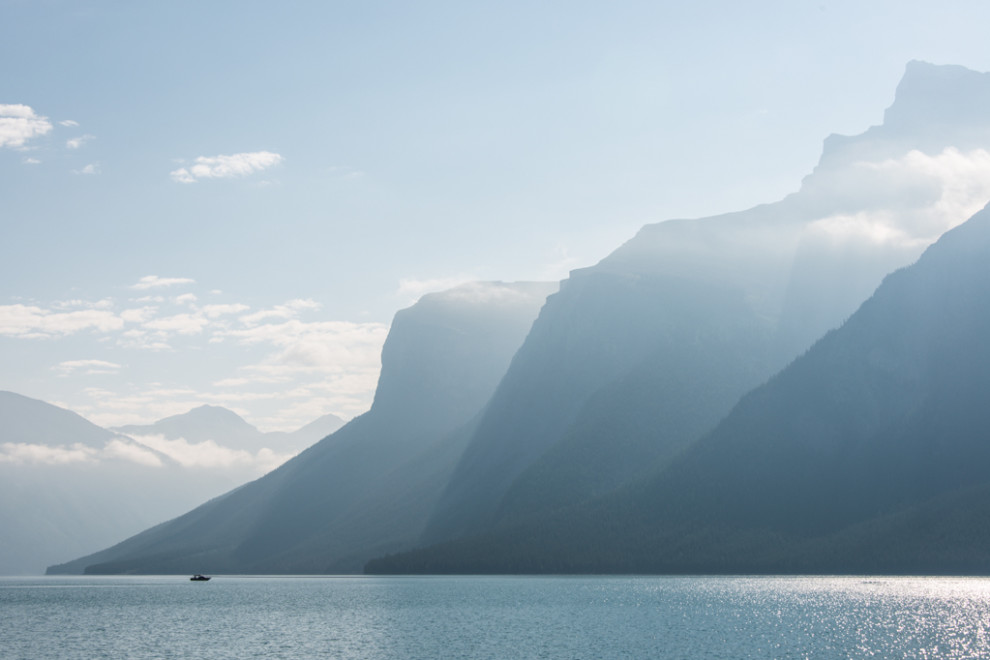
[72,162,100,175]
[142,312,211,336]
[0,439,163,467]
[128,433,294,473]
[239,299,320,326]
[170,151,283,184]
[131,275,195,290]
[201,303,249,318]
[0,104,53,149]
[0,303,124,338]
[54,359,122,376]
[66,134,94,149]
[58,119,79,127]
[328,166,366,180]
[2,282,387,431]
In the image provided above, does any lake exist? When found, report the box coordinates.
[2,575,989,658]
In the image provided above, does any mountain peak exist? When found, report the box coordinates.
[160,405,251,426]
[0,390,114,448]
[883,61,990,132]
[816,62,990,171]
[112,404,263,446]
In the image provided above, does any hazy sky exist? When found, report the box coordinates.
[4,0,990,431]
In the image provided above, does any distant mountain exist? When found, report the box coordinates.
[47,281,555,575]
[114,405,266,450]
[40,62,990,578]
[267,413,346,452]
[421,61,990,546]
[0,393,342,575]
[367,203,990,574]
[114,405,343,454]
[0,392,174,575]
[0,390,118,448]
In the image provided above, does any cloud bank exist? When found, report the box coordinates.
[805,148,990,249]
[0,438,163,467]
[128,434,295,473]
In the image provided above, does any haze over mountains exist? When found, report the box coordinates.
[0,393,342,575]
[421,61,990,546]
[370,201,990,573]
[47,61,990,576]
[48,282,555,574]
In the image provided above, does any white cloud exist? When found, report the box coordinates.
[66,134,94,149]
[131,275,195,290]
[73,162,100,175]
[120,306,158,323]
[170,151,284,184]
[59,119,79,127]
[213,375,288,387]
[0,104,52,149]
[3,286,386,432]
[117,329,172,351]
[143,312,210,335]
[0,304,124,338]
[213,316,388,420]
[54,359,122,376]
[53,298,113,311]
[23,157,41,165]
[0,442,98,465]
[174,293,198,306]
[806,148,990,249]
[201,303,249,318]
[0,438,164,467]
[102,438,164,467]
[129,433,294,473]
[239,299,321,326]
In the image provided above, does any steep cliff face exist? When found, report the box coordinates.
[47,281,555,575]
[423,62,990,544]
[370,204,990,575]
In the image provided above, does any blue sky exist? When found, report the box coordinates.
[3,0,990,431]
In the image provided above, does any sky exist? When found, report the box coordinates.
[3,0,990,432]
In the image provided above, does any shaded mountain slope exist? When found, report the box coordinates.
[423,62,990,544]
[47,281,554,575]
[368,204,990,574]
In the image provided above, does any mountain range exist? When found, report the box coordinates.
[47,61,990,576]
[419,60,990,547]
[0,392,342,575]
[47,281,555,574]
[368,201,990,573]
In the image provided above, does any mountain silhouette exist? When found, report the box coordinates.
[368,203,990,574]
[47,282,554,575]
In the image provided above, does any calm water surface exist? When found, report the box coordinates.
[2,575,990,658]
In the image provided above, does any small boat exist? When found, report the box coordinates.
[190,574,211,581]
